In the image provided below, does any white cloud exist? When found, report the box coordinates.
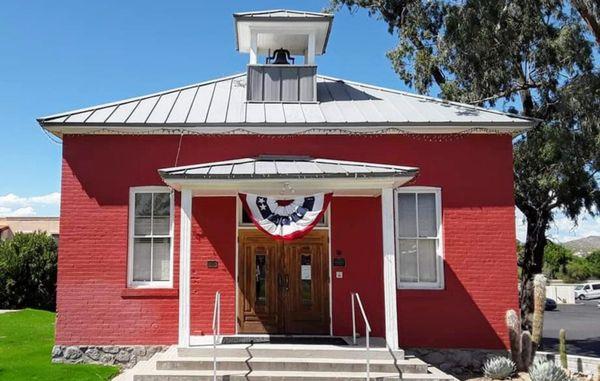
[515,207,600,243]
[8,207,37,217]
[0,192,60,217]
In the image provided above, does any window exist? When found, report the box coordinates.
[395,187,444,289]
[593,284,600,290]
[128,187,173,288]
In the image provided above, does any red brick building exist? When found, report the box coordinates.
[39,10,531,357]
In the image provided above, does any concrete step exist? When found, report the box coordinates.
[156,356,429,373]
[133,368,455,381]
[178,344,405,361]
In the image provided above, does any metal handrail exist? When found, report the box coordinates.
[212,291,221,381]
[351,292,371,381]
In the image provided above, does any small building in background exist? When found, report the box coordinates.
[0,217,59,242]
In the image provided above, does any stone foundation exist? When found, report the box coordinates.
[408,348,508,378]
[51,345,167,368]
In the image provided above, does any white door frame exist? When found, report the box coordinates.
[234,196,333,336]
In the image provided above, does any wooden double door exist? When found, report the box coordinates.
[237,229,330,334]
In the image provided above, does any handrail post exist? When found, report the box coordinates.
[352,292,371,381]
[351,292,356,345]
[212,291,221,381]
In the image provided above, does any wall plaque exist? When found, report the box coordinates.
[333,258,346,267]
[207,260,219,269]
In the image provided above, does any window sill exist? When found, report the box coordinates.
[121,288,178,299]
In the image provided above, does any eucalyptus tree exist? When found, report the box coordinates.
[328,0,600,329]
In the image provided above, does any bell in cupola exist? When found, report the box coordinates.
[267,48,295,65]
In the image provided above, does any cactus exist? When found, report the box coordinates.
[558,329,567,369]
[506,309,534,371]
[506,310,522,367]
[521,331,533,370]
[483,356,517,379]
[532,274,548,356]
[506,273,547,371]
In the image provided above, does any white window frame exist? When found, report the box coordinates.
[127,186,174,288]
[395,186,444,290]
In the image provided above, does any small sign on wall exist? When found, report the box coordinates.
[207,260,219,269]
[333,258,346,267]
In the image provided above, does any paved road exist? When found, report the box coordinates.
[542,299,600,357]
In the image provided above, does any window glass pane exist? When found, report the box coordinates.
[133,238,152,281]
[255,254,267,304]
[397,193,417,237]
[134,193,153,235]
[152,238,171,281]
[418,239,437,282]
[397,239,418,282]
[152,193,171,235]
[417,193,437,237]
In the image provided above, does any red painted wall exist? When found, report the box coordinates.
[189,197,236,336]
[57,134,518,348]
[331,197,385,338]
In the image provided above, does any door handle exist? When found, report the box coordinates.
[278,274,284,288]
[284,274,289,291]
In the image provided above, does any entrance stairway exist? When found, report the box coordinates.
[120,339,457,381]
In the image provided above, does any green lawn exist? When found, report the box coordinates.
[0,309,119,381]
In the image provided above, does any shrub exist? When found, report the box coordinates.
[586,251,600,278]
[483,356,516,379]
[562,257,592,283]
[0,232,57,310]
[529,359,572,381]
[543,243,574,279]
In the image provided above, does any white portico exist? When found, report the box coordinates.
[159,155,419,349]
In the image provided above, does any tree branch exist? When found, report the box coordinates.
[572,0,600,45]
[468,83,538,105]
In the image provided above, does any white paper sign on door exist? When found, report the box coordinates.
[301,265,311,280]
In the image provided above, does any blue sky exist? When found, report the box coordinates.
[0,0,597,242]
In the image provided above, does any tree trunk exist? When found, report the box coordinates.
[519,211,549,331]
[572,0,600,45]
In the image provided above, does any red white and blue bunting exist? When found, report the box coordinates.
[239,193,333,241]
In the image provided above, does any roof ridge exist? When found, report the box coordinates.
[316,74,538,122]
[234,9,333,17]
[37,73,246,122]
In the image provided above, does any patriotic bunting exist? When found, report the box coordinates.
[239,193,333,241]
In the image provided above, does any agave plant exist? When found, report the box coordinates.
[529,359,572,381]
[483,356,517,380]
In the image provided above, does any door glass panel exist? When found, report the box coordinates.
[255,254,267,304]
[301,254,312,304]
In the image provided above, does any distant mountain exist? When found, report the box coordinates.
[563,236,600,256]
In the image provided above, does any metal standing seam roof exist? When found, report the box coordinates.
[158,156,419,180]
[38,73,535,133]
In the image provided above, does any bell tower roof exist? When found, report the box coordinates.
[234,9,334,56]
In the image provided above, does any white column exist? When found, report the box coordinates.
[306,32,316,65]
[381,187,399,350]
[249,30,258,64]
[178,188,192,347]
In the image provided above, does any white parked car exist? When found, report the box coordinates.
[574,282,600,300]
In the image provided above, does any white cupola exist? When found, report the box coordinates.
[234,10,334,102]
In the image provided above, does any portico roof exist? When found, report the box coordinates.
[159,155,419,195]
